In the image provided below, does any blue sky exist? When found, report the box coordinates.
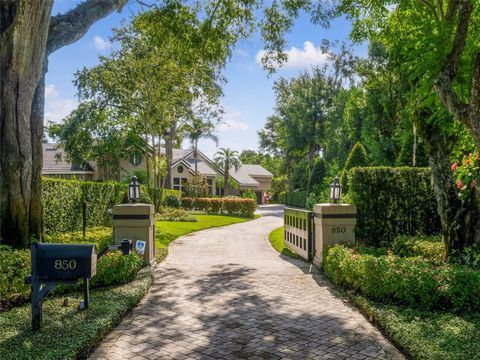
[46,1,366,158]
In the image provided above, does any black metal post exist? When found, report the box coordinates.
[83,278,90,309]
[82,201,87,239]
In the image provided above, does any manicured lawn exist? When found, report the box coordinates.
[268,226,299,259]
[0,267,152,360]
[155,214,257,261]
[348,292,480,360]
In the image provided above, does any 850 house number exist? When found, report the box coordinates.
[54,259,77,270]
[331,226,346,234]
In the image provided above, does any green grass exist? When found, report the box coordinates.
[268,226,299,259]
[346,291,480,360]
[0,267,153,360]
[155,214,257,261]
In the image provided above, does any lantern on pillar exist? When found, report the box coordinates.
[128,176,140,203]
[329,176,342,204]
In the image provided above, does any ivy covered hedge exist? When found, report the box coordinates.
[181,197,256,217]
[285,191,308,208]
[348,167,441,246]
[42,178,167,234]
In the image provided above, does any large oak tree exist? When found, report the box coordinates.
[0,0,126,247]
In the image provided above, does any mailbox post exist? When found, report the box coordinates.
[112,203,155,264]
[312,203,357,267]
[27,243,97,330]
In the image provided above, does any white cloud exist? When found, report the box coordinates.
[44,84,78,124]
[255,41,329,69]
[93,36,111,51]
[218,108,249,132]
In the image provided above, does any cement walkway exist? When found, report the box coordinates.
[90,205,403,360]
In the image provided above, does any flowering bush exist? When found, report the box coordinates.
[182,197,256,217]
[451,152,480,200]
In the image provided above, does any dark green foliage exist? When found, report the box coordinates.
[43,178,159,234]
[0,267,152,360]
[164,195,181,208]
[149,188,182,210]
[276,191,286,204]
[305,192,319,210]
[91,252,143,287]
[451,244,480,270]
[340,141,369,192]
[323,245,480,311]
[285,191,307,208]
[349,167,441,246]
[0,246,31,307]
[183,175,209,198]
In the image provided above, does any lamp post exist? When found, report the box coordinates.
[329,176,342,204]
[128,176,140,203]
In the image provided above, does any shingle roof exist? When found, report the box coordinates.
[42,144,94,174]
[230,165,273,186]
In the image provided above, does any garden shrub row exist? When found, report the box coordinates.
[149,187,182,210]
[285,191,308,208]
[348,167,441,247]
[391,235,445,263]
[323,245,480,311]
[181,197,256,217]
[43,177,173,234]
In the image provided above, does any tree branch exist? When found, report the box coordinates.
[471,52,480,120]
[433,0,472,123]
[445,0,460,21]
[47,0,126,55]
[418,0,440,21]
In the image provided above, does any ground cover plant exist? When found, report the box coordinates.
[156,207,196,222]
[0,267,152,360]
[155,214,256,261]
[268,226,299,259]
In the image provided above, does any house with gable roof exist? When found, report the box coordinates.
[42,144,273,204]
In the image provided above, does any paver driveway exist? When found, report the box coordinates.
[91,205,403,360]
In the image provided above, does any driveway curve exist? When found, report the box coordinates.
[91,205,403,360]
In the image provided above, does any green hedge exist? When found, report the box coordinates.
[323,245,480,311]
[42,178,162,234]
[285,191,307,208]
[149,187,182,210]
[348,167,440,247]
[0,246,31,307]
[182,197,256,217]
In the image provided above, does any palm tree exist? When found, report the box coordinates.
[185,118,218,174]
[214,148,241,196]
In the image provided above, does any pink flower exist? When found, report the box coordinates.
[456,180,463,189]
[451,163,458,172]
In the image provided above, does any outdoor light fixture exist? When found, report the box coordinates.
[128,176,140,203]
[329,176,342,204]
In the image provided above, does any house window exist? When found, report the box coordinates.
[207,178,213,196]
[177,165,184,174]
[173,177,188,191]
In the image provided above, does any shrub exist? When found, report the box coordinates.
[241,189,257,201]
[323,245,480,311]
[348,167,441,247]
[277,191,286,204]
[305,192,318,210]
[285,191,307,208]
[164,195,181,208]
[157,207,196,222]
[91,252,143,287]
[182,197,256,217]
[451,243,480,269]
[150,188,182,210]
[44,227,113,252]
[183,175,209,198]
[392,235,445,263]
[0,246,31,305]
[340,142,369,192]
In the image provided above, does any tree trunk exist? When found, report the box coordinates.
[0,0,123,247]
[224,159,229,196]
[426,130,480,257]
[164,129,175,189]
[0,1,53,247]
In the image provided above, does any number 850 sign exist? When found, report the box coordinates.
[331,226,346,234]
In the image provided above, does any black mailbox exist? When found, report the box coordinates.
[27,243,98,330]
[35,243,96,281]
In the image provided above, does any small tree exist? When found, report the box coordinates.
[214,148,241,196]
[183,175,209,198]
[340,142,369,192]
